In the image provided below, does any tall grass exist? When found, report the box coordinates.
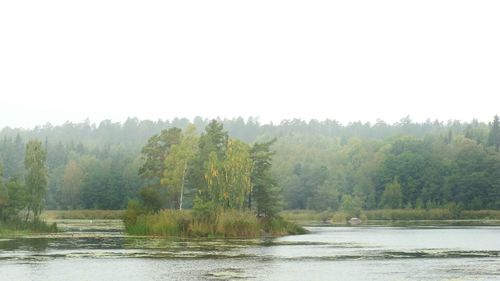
[330,211,368,224]
[280,209,500,224]
[365,209,500,220]
[461,210,500,220]
[0,218,57,235]
[263,216,309,235]
[126,209,306,237]
[279,210,322,222]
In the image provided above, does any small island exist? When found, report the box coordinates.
[124,120,306,237]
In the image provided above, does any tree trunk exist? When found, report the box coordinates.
[179,163,187,210]
[248,192,252,210]
[25,205,31,222]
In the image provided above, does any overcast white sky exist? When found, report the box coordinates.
[1,0,499,129]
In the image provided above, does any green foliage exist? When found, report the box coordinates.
[330,211,368,224]
[447,202,464,219]
[139,128,182,179]
[214,210,260,237]
[2,178,28,220]
[488,115,500,151]
[161,125,198,209]
[2,116,500,214]
[250,139,281,217]
[123,200,144,226]
[61,160,83,209]
[138,128,182,209]
[0,164,7,219]
[24,140,48,220]
[281,209,500,223]
[366,209,456,220]
[199,139,253,212]
[363,208,500,220]
[126,123,300,238]
[1,179,57,236]
[279,210,323,223]
[340,194,363,218]
[191,121,259,219]
[138,186,164,212]
[262,216,308,235]
[380,179,403,209]
[191,196,216,221]
[0,218,57,235]
[190,120,228,206]
[222,139,253,210]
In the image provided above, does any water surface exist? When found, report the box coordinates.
[1,220,499,280]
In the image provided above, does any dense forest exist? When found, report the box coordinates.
[1,116,499,212]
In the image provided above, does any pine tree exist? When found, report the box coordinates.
[488,115,500,152]
[191,120,228,204]
[0,164,8,219]
[250,139,280,217]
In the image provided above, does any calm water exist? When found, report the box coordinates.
[1,220,499,281]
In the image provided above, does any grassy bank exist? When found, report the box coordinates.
[0,219,58,236]
[280,209,500,224]
[365,209,500,220]
[125,209,307,238]
[42,210,125,220]
[280,210,323,223]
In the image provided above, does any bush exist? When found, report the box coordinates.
[263,216,308,235]
[331,211,348,224]
[124,200,144,226]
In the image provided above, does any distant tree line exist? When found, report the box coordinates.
[0,116,499,211]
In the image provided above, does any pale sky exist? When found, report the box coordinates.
[1,0,499,129]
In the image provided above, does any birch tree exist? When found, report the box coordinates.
[24,140,47,220]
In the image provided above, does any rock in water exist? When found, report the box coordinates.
[348,217,362,225]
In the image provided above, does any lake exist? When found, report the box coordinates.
[1,220,499,281]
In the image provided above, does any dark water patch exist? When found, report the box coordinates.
[275,250,500,262]
[2,248,498,263]
[206,268,251,280]
[0,238,50,251]
[0,249,258,261]
[325,242,375,249]
[380,250,500,259]
[49,219,124,233]
[442,260,500,277]
[260,240,329,247]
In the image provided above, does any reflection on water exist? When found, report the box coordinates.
[1,220,500,280]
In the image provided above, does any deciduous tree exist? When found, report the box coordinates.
[24,139,47,220]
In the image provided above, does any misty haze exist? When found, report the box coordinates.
[1,1,500,281]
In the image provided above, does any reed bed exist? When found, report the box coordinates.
[126,209,306,237]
